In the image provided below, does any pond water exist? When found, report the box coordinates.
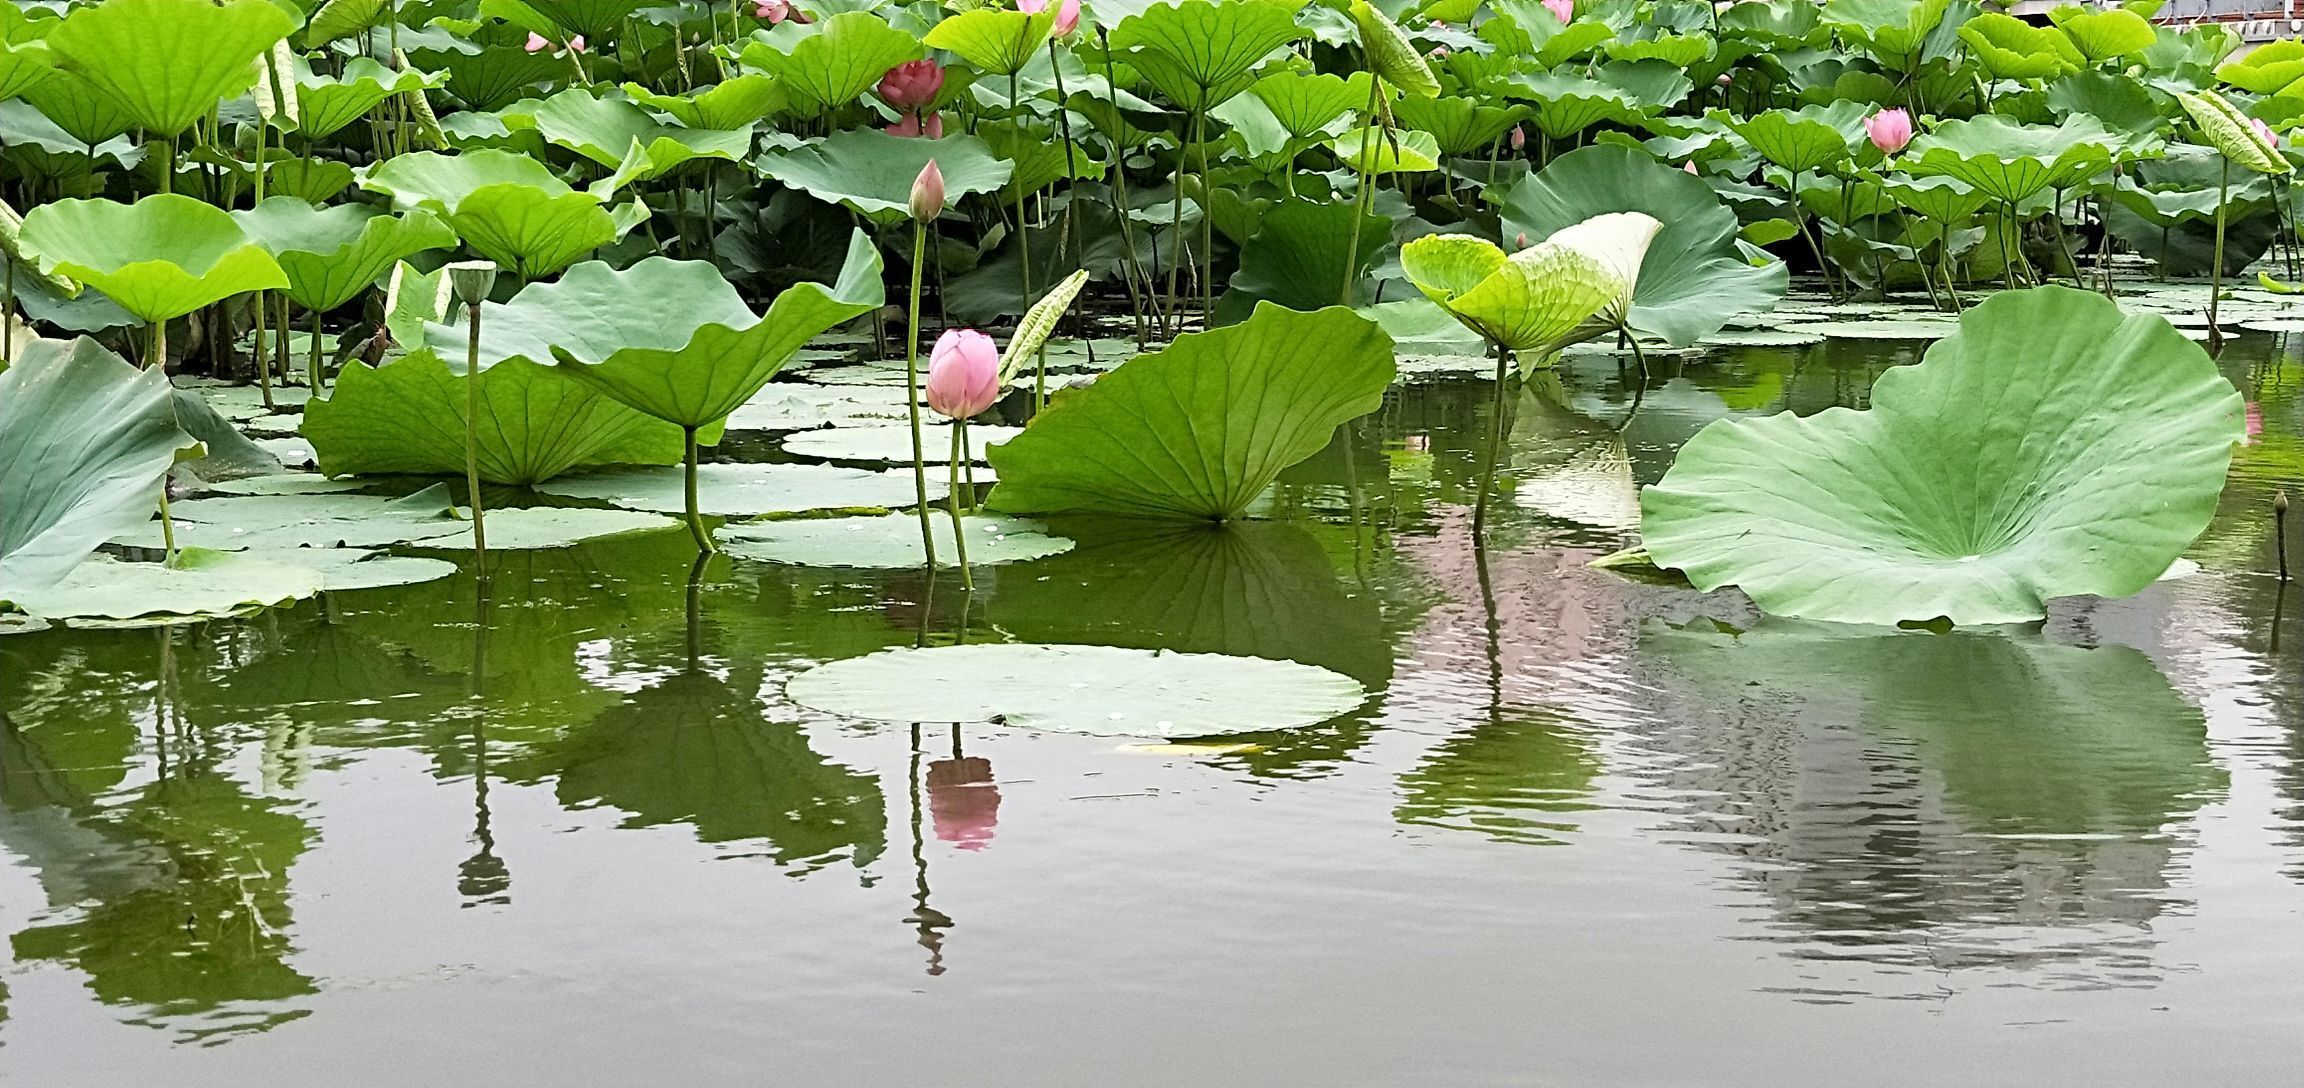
[3,327,2301,1085]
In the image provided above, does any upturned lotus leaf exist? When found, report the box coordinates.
[17,195,287,323]
[922,8,1054,76]
[233,197,459,313]
[738,12,924,118]
[358,149,646,277]
[44,0,293,138]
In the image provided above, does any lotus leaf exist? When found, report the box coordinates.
[1899,114,2118,203]
[1398,232,1620,363]
[19,69,134,146]
[233,197,459,314]
[8,549,320,621]
[1245,71,1369,140]
[358,149,645,277]
[17,195,287,323]
[44,0,292,138]
[757,130,1012,225]
[2177,90,2290,175]
[783,424,1021,464]
[293,56,444,140]
[1227,196,1390,312]
[623,76,780,131]
[1490,72,1652,141]
[1724,102,1868,174]
[1638,287,2244,626]
[0,38,55,103]
[536,462,945,515]
[1388,95,1523,157]
[1958,13,2084,82]
[1329,126,1441,173]
[738,12,923,118]
[784,644,1366,737]
[523,0,652,37]
[719,513,1072,568]
[511,89,752,191]
[1604,32,1714,68]
[922,8,1054,76]
[2047,4,2156,65]
[1496,145,1787,345]
[1820,0,1954,65]
[986,304,1394,521]
[1108,0,1306,112]
[2217,38,2304,96]
[0,338,197,602]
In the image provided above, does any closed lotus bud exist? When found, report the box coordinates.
[1716,73,1732,87]
[1515,232,1528,250]
[912,158,946,222]
[1865,107,1914,155]
[1683,160,1699,174]
[447,260,499,307]
[925,329,1003,419]
[1509,124,1525,151]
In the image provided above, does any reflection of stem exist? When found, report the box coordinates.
[686,552,708,669]
[1471,339,1511,536]
[906,722,949,976]
[1473,527,1501,719]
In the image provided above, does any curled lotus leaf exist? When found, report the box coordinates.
[2177,90,2290,175]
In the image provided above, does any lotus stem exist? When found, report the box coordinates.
[2211,156,2231,354]
[1194,105,1214,322]
[946,422,973,591]
[2048,187,2083,288]
[1471,339,1510,536]
[906,222,940,571]
[1012,69,1033,323]
[157,487,178,565]
[1341,72,1383,306]
[253,288,275,410]
[682,425,713,553]
[310,307,325,393]
[464,301,490,575]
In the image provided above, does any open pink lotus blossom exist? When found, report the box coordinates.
[1542,0,1572,22]
[1018,0,1080,36]
[880,59,945,111]
[926,329,1002,419]
[1866,107,1913,155]
[928,757,1000,851]
[524,31,548,52]
[887,111,946,138]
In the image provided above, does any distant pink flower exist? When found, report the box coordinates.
[1514,232,1528,249]
[567,34,586,52]
[524,31,548,52]
[1509,124,1525,151]
[880,59,945,111]
[1542,0,1572,22]
[926,329,1002,419]
[2255,117,2281,149]
[1429,44,1449,59]
[887,111,945,138]
[928,757,999,851]
[1683,160,1698,174]
[1866,107,1913,155]
[1019,0,1079,36]
[754,0,788,20]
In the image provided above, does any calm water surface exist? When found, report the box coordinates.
[3,329,2302,1086]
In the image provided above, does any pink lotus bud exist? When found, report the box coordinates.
[568,34,586,52]
[911,158,946,222]
[754,0,788,20]
[1514,232,1528,249]
[524,31,548,52]
[928,757,999,851]
[1021,0,1080,35]
[925,328,1002,419]
[1429,44,1449,58]
[1542,0,1572,22]
[2255,117,2281,149]
[1865,107,1913,155]
[1509,124,1525,151]
[879,59,945,111]
[1683,160,1698,174]
[1715,73,1732,86]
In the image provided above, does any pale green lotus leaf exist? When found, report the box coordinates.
[8,549,320,621]
[1348,0,1438,98]
[304,351,685,484]
[45,0,293,138]
[1958,13,2083,81]
[1109,0,1307,112]
[291,549,457,591]
[784,643,1366,736]
[400,505,679,550]
[126,484,677,551]
[720,513,1071,568]
[1328,125,1441,173]
[508,88,753,189]
[1247,70,1371,140]
[1879,174,1992,222]
[293,56,445,140]
[2218,38,2304,95]
[1723,101,1867,174]
[451,232,879,430]
[738,12,923,118]
[1388,94,1523,156]
[305,0,387,45]
[756,130,1012,225]
[623,75,780,130]
[0,338,196,602]
[358,149,643,277]
[2177,89,2290,175]
[1415,234,1620,360]
[1800,316,1960,339]
[2047,4,2156,65]
[0,39,56,102]
[1639,287,2244,626]
[922,8,1053,76]
[1497,145,1787,345]
[783,423,1021,464]
[1490,71,1650,140]
[536,462,947,515]
[17,195,287,324]
[20,69,135,146]
[1604,32,1712,67]
[1900,114,2120,201]
[986,304,1394,521]
[203,473,362,496]
[233,197,458,313]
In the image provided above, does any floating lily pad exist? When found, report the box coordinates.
[782,424,1022,464]
[723,384,913,432]
[9,549,322,621]
[285,548,458,590]
[535,462,944,515]
[1699,327,1826,347]
[784,644,1366,737]
[1802,317,1962,340]
[404,506,681,550]
[719,514,1071,568]
[179,380,309,420]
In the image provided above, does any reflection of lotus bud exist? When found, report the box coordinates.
[447,260,498,307]
[927,756,1000,851]
[911,158,946,222]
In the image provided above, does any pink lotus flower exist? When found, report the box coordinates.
[1509,124,1525,151]
[926,329,1003,419]
[524,31,548,52]
[2255,117,2281,149]
[1542,0,1572,22]
[754,0,788,20]
[880,59,945,111]
[568,34,586,52]
[1514,231,1528,249]
[911,158,946,222]
[887,111,946,138]
[1683,160,1698,174]
[1866,107,1913,155]
[1429,44,1449,58]
[927,757,999,851]
[1018,0,1080,36]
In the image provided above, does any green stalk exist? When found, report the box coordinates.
[2210,156,2230,354]
[682,425,712,552]
[1194,105,1213,322]
[464,300,491,575]
[906,222,940,570]
[945,421,973,591]
[1340,73,1383,306]
[310,307,325,392]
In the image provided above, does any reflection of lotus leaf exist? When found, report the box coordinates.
[1394,709,1601,846]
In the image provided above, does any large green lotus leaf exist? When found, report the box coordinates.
[1957,12,2083,81]
[1722,101,1867,174]
[233,197,458,313]
[720,513,1072,568]
[420,33,569,112]
[9,549,320,621]
[456,232,880,429]
[304,351,686,484]
[922,8,1054,76]
[1900,114,2118,202]
[45,0,293,138]
[1604,31,1713,68]
[535,462,945,515]
[1405,235,1620,359]
[1329,125,1441,173]
[523,0,652,37]
[0,39,57,103]
[20,69,135,146]
[2218,38,2304,95]
[1820,0,1953,64]
[985,303,1394,521]
[757,130,1012,225]
[292,56,444,141]
[511,88,751,183]
[1247,70,1369,140]
[127,484,675,551]
[1491,72,1650,140]
[359,150,637,277]
[2177,89,2290,175]
[782,423,1022,464]
[979,120,1107,202]
[1879,174,1992,222]
[1225,196,1390,312]
[1640,622,2222,835]
[785,643,1365,737]
[1717,0,1825,48]
[1388,94,1523,156]
[17,195,287,324]
[1638,287,2244,626]
[2047,4,2156,65]
[623,75,780,131]
[1109,0,1306,112]
[1496,145,1786,345]
[737,12,923,118]
[0,338,195,602]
